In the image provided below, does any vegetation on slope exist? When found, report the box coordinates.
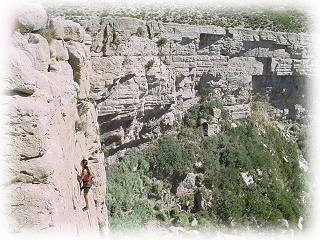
[43,2,311,33]
[105,98,309,232]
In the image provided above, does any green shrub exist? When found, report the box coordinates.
[170,206,181,218]
[65,10,85,16]
[156,211,168,221]
[78,104,89,116]
[156,37,168,47]
[75,121,86,132]
[100,11,109,17]
[269,10,293,28]
[154,202,163,211]
[151,180,163,193]
[290,124,299,132]
[183,104,201,128]
[136,26,144,37]
[105,155,154,229]
[19,27,26,34]
[150,134,183,174]
[36,28,55,45]
[174,212,189,227]
[183,100,229,128]
[145,59,155,72]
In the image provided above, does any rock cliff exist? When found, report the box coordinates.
[4,2,313,238]
[69,15,313,162]
[5,4,109,239]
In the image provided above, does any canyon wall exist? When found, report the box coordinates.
[69,15,313,162]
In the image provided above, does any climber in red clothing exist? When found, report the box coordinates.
[76,159,92,212]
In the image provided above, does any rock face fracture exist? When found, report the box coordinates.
[4,2,313,238]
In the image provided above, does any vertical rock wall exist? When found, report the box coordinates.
[5,4,109,239]
[69,15,313,162]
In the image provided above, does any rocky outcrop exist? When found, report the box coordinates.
[5,6,109,238]
[67,15,312,161]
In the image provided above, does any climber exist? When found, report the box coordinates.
[76,159,92,212]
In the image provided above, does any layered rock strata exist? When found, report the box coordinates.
[68,16,312,162]
[5,5,109,238]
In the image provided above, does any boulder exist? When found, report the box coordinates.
[51,17,85,42]
[278,219,290,229]
[15,3,47,32]
[176,173,205,194]
[191,218,198,227]
[241,172,255,186]
[23,33,51,71]
[211,107,221,119]
[225,104,251,120]
[48,61,73,80]
[12,32,50,72]
[84,33,92,45]
[176,173,196,194]
[6,46,38,94]
[204,123,221,136]
[50,39,69,61]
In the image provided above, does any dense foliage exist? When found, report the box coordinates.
[105,99,308,232]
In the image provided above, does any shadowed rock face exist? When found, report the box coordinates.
[5,3,312,237]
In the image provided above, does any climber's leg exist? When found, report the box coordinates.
[83,188,89,211]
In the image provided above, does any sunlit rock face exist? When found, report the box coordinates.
[70,16,312,161]
[5,4,109,238]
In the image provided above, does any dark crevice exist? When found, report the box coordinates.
[199,33,224,50]
[104,138,151,157]
[19,152,45,161]
[4,90,33,97]
[146,23,152,39]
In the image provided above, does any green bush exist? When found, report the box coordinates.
[156,37,168,47]
[151,180,163,193]
[75,121,86,132]
[156,211,168,221]
[65,10,85,16]
[105,155,155,230]
[36,28,55,45]
[183,100,229,128]
[145,59,155,72]
[136,26,144,37]
[100,11,109,17]
[290,124,299,132]
[175,212,189,227]
[149,134,183,174]
[170,206,181,218]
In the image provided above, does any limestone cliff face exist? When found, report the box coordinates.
[5,4,109,238]
[5,3,313,237]
[68,15,313,162]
